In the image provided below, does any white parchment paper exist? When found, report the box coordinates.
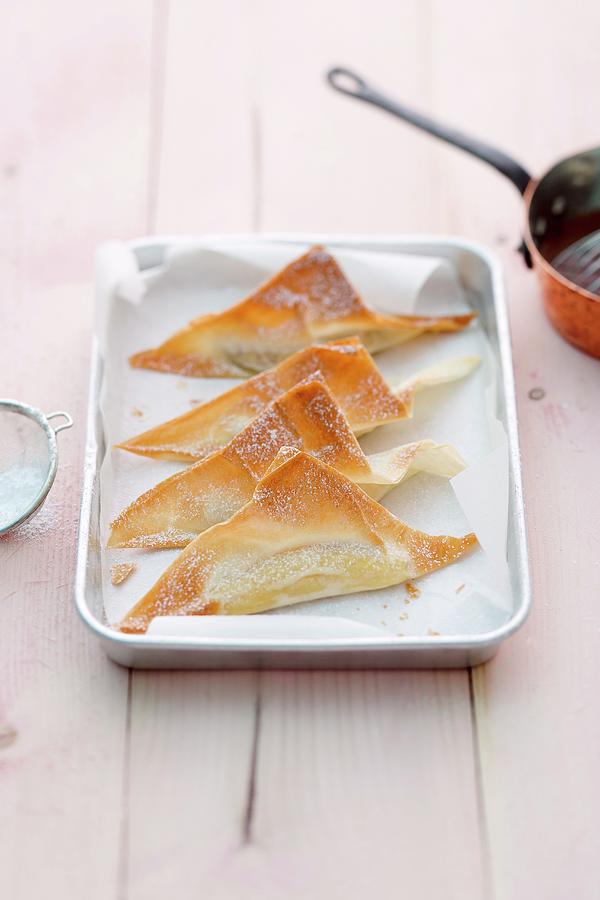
[96,239,512,639]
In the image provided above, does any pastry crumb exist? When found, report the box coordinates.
[176,380,187,390]
[131,407,144,418]
[111,562,137,586]
[380,620,387,626]
[427,628,441,637]
[405,580,421,600]
[455,582,466,594]
[189,398,205,407]
[399,612,408,621]
[383,603,389,609]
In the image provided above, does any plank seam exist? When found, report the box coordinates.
[116,668,133,900]
[468,666,495,900]
[241,675,262,844]
[146,0,170,234]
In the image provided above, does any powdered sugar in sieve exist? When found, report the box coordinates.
[0,401,72,535]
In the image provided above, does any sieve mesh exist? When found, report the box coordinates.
[0,409,51,531]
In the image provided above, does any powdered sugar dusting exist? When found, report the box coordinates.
[228,405,301,479]
[251,451,386,531]
[254,247,366,323]
[111,377,377,549]
[111,562,136,585]
[118,452,477,630]
[120,339,406,460]
[129,245,475,379]
[0,465,47,530]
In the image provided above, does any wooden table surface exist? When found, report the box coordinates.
[1,3,599,898]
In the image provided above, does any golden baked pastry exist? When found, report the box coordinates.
[108,377,465,549]
[129,245,475,377]
[118,337,479,462]
[119,449,477,633]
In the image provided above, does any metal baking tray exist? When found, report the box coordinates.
[75,234,531,668]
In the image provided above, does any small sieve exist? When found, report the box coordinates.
[0,400,73,536]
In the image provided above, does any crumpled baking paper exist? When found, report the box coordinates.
[95,238,512,639]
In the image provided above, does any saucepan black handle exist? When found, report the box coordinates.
[326,67,532,196]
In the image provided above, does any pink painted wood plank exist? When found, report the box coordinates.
[249,671,486,900]
[0,3,154,898]
[426,3,600,897]
[125,6,267,900]
[125,672,259,899]
[150,0,256,234]
[468,260,600,900]
[253,0,444,234]
[126,672,486,900]
[123,4,486,899]
[479,258,600,898]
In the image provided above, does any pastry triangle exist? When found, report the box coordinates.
[119,449,477,633]
[108,377,465,549]
[117,337,480,462]
[129,245,475,377]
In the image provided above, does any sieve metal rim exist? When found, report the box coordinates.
[0,399,73,536]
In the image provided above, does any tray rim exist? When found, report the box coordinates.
[75,232,531,660]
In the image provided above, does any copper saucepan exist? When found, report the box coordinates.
[327,66,600,359]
